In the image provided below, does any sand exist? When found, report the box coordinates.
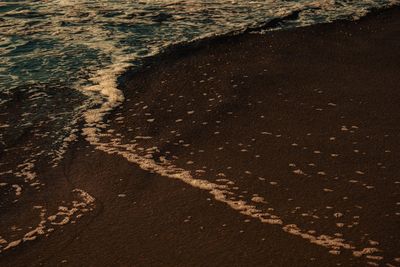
[1,6,399,267]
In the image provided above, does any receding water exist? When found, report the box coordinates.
[0,0,399,261]
[1,1,397,161]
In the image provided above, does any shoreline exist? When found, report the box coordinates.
[1,6,400,266]
[119,4,399,86]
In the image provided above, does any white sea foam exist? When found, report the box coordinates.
[3,0,398,156]
[0,189,95,253]
[82,128,385,262]
[1,0,399,261]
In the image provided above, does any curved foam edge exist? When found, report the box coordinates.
[0,189,95,253]
[82,129,385,262]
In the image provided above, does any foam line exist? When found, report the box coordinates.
[82,130,384,262]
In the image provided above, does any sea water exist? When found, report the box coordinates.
[0,0,398,261]
[1,0,397,163]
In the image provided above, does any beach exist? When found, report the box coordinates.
[1,6,399,267]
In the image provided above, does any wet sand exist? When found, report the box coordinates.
[1,7,400,267]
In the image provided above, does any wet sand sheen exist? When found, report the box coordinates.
[1,7,400,267]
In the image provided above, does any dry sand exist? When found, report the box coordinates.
[1,7,399,267]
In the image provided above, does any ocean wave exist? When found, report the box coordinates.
[0,0,399,259]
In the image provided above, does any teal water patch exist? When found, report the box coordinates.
[0,0,398,163]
